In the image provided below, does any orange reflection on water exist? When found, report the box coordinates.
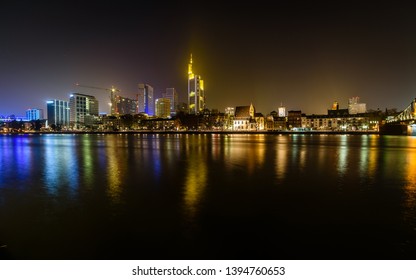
[359,135,378,181]
[224,135,265,175]
[275,146,288,182]
[336,135,348,176]
[403,138,416,221]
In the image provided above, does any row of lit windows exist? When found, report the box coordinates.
[234,120,249,125]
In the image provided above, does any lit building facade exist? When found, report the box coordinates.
[225,107,235,116]
[188,54,205,114]
[164,88,178,116]
[287,110,303,129]
[46,100,70,128]
[26,108,44,121]
[348,96,367,114]
[155,98,171,118]
[69,93,99,127]
[138,84,154,116]
[278,105,286,117]
[233,104,256,131]
[112,95,138,115]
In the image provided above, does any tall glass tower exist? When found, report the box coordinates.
[138,83,154,116]
[188,54,205,114]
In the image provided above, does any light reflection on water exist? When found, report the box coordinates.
[404,137,416,229]
[43,135,79,197]
[184,150,207,219]
[1,134,416,259]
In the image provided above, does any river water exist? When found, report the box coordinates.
[0,133,415,259]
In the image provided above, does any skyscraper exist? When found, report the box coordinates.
[46,100,70,128]
[69,93,99,127]
[163,88,178,115]
[188,54,205,114]
[138,84,154,116]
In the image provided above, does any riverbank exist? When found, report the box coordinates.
[1,130,380,135]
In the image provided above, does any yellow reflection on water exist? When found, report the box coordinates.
[106,139,123,204]
[359,136,378,181]
[337,136,348,176]
[184,151,207,219]
[81,136,94,190]
[403,138,416,221]
[224,135,265,175]
[275,146,288,182]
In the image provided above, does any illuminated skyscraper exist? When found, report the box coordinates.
[163,87,178,115]
[69,93,99,127]
[188,54,205,114]
[46,100,70,128]
[138,83,154,116]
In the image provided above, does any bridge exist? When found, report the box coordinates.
[382,98,416,135]
[386,98,416,124]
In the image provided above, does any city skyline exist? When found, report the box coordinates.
[2,2,416,116]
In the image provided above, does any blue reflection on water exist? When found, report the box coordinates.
[0,135,34,190]
[43,135,79,197]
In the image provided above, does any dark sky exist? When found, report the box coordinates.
[1,1,416,116]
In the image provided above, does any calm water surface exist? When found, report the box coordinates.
[0,133,416,259]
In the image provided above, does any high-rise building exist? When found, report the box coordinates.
[188,54,205,114]
[26,108,44,121]
[163,88,178,115]
[112,95,138,115]
[138,84,154,116]
[69,93,99,127]
[155,98,171,118]
[46,100,70,128]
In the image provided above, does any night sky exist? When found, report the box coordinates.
[2,1,416,116]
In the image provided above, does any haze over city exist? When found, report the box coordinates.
[2,1,416,116]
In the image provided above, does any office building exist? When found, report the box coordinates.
[138,84,154,116]
[155,98,171,118]
[26,108,44,121]
[69,93,99,127]
[112,95,138,115]
[163,88,178,115]
[46,100,70,128]
[188,54,205,114]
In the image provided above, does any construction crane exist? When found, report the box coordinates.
[75,83,121,115]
